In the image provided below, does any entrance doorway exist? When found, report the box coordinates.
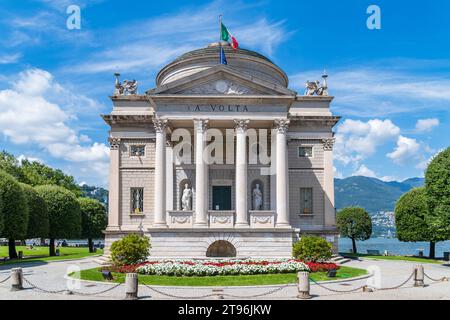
[212,186,232,210]
[206,240,237,257]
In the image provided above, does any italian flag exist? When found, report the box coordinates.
[220,22,238,50]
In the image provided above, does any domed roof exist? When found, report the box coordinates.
[156,42,289,88]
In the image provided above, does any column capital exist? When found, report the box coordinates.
[322,138,335,151]
[193,119,209,132]
[153,118,169,133]
[234,119,250,133]
[274,119,290,134]
[108,137,121,150]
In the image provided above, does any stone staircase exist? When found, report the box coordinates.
[330,254,352,265]
[92,255,111,266]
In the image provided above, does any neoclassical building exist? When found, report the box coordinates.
[102,42,340,258]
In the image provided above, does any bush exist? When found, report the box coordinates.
[292,236,332,262]
[20,183,49,239]
[110,234,151,266]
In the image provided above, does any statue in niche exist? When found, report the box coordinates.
[252,183,263,210]
[181,183,192,211]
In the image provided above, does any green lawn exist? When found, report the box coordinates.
[341,253,442,264]
[0,246,103,265]
[73,266,367,286]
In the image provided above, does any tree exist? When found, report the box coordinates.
[35,185,81,256]
[78,198,107,253]
[0,170,29,259]
[395,187,438,258]
[21,161,81,196]
[336,207,372,254]
[0,151,25,181]
[0,151,82,196]
[425,147,450,242]
[20,183,49,240]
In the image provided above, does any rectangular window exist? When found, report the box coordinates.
[300,188,313,214]
[299,146,313,157]
[131,188,144,214]
[130,145,145,157]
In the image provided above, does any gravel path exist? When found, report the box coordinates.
[0,257,449,300]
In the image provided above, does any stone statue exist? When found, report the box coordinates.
[304,71,328,96]
[133,189,142,213]
[181,183,192,211]
[123,79,138,95]
[252,184,263,210]
[113,73,138,96]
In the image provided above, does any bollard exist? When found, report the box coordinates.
[297,271,311,299]
[414,265,425,287]
[212,289,224,300]
[125,273,139,300]
[11,268,23,291]
[362,285,373,293]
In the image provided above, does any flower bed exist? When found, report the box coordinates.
[108,259,339,277]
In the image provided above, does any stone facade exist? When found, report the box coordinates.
[102,42,340,258]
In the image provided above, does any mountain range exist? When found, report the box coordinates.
[335,176,425,214]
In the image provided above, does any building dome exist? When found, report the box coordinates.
[156,42,289,87]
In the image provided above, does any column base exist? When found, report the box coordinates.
[235,223,250,228]
[106,225,121,231]
[152,223,168,228]
[194,222,208,228]
[276,223,292,229]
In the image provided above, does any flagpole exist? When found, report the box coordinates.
[219,14,222,43]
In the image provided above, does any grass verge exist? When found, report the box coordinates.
[73,266,367,286]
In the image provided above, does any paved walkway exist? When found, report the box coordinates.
[0,257,449,300]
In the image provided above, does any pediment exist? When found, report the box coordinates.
[147,65,296,96]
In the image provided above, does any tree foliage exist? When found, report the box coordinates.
[20,183,49,239]
[337,207,372,241]
[78,198,107,239]
[425,147,450,241]
[0,151,81,196]
[35,185,81,240]
[110,234,151,266]
[0,170,29,240]
[395,187,435,242]
[292,236,332,262]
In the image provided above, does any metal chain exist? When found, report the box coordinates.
[424,272,448,283]
[309,278,366,293]
[0,275,10,284]
[376,271,415,291]
[23,277,68,294]
[141,283,216,299]
[222,284,291,298]
[24,276,122,296]
[69,282,123,296]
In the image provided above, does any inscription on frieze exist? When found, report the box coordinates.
[187,104,249,112]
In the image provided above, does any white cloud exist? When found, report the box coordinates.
[68,0,290,75]
[334,119,400,165]
[290,65,450,116]
[17,154,44,164]
[387,136,421,165]
[0,68,109,185]
[415,118,439,132]
[353,164,377,178]
[0,53,21,64]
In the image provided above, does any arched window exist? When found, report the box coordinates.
[206,240,237,257]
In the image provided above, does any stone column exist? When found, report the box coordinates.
[194,119,209,227]
[166,140,174,211]
[323,138,336,226]
[106,137,121,231]
[274,119,290,228]
[153,118,168,227]
[235,119,250,227]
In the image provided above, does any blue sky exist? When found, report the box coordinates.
[0,0,449,187]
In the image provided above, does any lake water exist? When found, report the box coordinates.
[339,237,450,257]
